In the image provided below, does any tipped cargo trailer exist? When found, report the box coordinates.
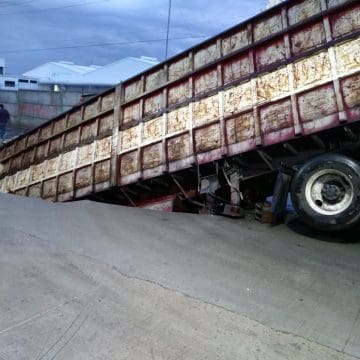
[0,0,359,231]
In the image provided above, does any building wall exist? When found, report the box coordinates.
[1,89,78,125]
[0,76,42,91]
[0,58,5,75]
[0,86,109,140]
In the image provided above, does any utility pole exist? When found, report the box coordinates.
[165,0,172,60]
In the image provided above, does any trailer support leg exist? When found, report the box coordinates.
[221,166,244,218]
[230,169,241,207]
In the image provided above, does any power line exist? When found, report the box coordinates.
[0,0,28,4]
[1,35,211,54]
[0,0,34,8]
[0,0,109,16]
[45,25,165,45]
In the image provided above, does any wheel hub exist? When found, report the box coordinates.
[304,169,354,216]
[321,183,344,203]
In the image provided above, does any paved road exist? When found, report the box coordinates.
[0,193,359,359]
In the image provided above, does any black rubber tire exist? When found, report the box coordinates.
[290,154,360,232]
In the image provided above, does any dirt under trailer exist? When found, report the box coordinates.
[0,0,359,232]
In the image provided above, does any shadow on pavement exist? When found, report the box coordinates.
[286,216,360,243]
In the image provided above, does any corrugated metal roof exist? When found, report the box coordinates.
[22,57,159,86]
[22,61,97,79]
[71,57,159,85]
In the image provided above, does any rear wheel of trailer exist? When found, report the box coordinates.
[290,154,360,232]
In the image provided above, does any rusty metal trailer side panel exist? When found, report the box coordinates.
[0,90,117,200]
[117,0,360,186]
[0,0,359,201]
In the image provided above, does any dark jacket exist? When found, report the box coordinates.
[0,108,10,125]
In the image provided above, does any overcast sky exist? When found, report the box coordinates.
[0,0,268,75]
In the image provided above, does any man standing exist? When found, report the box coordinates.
[0,104,10,141]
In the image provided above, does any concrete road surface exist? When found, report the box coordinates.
[0,193,359,359]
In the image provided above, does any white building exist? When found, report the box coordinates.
[0,57,40,90]
[0,75,40,91]
[78,57,158,86]
[22,56,158,90]
[0,58,5,75]
[0,56,159,92]
[22,61,100,88]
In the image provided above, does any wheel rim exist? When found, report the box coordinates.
[304,169,354,216]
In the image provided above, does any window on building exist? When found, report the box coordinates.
[4,80,15,87]
[30,80,37,84]
[0,67,3,75]
[19,79,29,83]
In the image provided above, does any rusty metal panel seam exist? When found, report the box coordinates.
[111,84,122,186]
[286,63,302,134]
